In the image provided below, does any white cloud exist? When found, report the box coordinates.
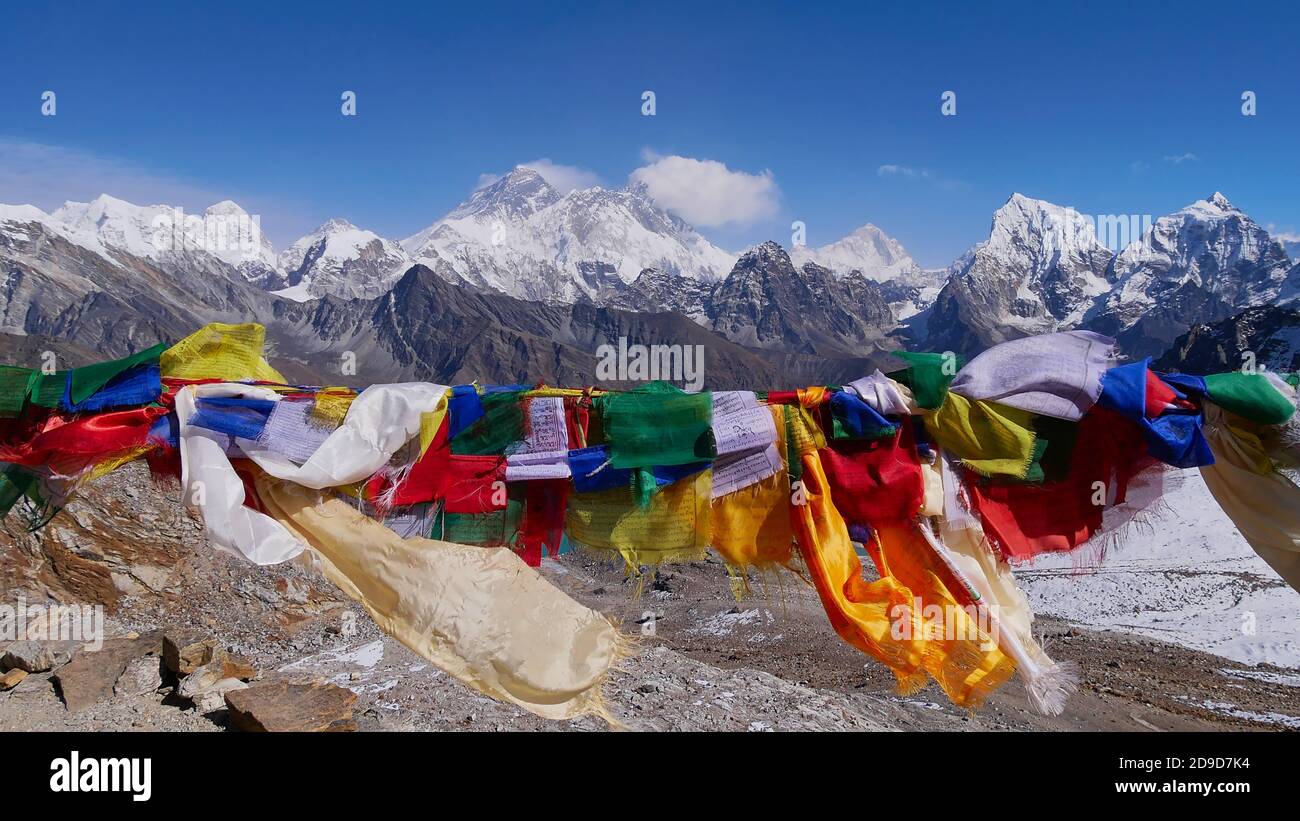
[519,159,601,194]
[1163,152,1199,164]
[629,153,778,227]
[1265,223,1300,243]
[877,164,932,179]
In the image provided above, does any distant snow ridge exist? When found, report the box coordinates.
[50,195,279,284]
[4,183,1297,358]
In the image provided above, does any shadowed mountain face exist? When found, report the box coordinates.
[1156,304,1300,374]
[0,213,893,390]
[275,265,891,389]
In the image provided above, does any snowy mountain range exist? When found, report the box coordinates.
[923,191,1300,358]
[400,168,736,303]
[2,176,1298,365]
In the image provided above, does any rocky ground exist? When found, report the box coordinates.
[2,462,1298,732]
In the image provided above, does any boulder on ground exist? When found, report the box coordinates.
[1,640,75,673]
[224,681,357,732]
[52,632,162,712]
[162,630,218,675]
[192,678,248,714]
[0,668,28,690]
[177,652,258,702]
[114,655,164,697]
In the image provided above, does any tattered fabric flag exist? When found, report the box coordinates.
[0,405,168,473]
[518,478,570,566]
[175,383,307,566]
[29,371,70,409]
[505,396,570,481]
[0,463,45,519]
[948,331,1115,421]
[889,351,965,411]
[26,343,168,413]
[188,397,276,440]
[1200,403,1300,592]
[255,399,334,464]
[599,381,713,468]
[925,392,1037,479]
[870,521,1017,708]
[567,445,707,495]
[917,515,1076,715]
[969,406,1151,562]
[256,474,627,722]
[710,391,777,455]
[431,485,523,546]
[818,417,925,527]
[565,469,711,568]
[161,323,285,383]
[67,343,168,407]
[0,366,32,418]
[240,382,448,489]
[1097,359,1213,469]
[711,441,783,498]
[442,455,508,514]
[710,406,793,573]
[789,448,928,694]
[447,384,484,439]
[710,471,794,575]
[310,387,358,429]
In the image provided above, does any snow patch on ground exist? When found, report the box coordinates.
[1018,471,1300,669]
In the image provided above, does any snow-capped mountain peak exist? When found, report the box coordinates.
[790,222,923,281]
[443,166,561,222]
[399,170,735,303]
[923,193,1117,353]
[275,218,413,301]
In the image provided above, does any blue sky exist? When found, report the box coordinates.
[1,0,1298,266]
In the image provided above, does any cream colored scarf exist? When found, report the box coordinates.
[256,475,629,721]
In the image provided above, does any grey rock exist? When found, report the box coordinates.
[1,640,75,673]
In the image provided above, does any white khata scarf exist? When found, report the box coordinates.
[948,330,1116,421]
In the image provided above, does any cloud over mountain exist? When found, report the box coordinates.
[629,153,778,228]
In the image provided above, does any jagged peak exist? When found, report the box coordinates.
[1208,192,1234,210]
[1173,192,1243,222]
[311,217,359,234]
[204,199,251,216]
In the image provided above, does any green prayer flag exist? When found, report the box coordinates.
[0,366,33,418]
[450,391,526,455]
[890,351,966,411]
[598,381,713,468]
[1204,372,1296,426]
